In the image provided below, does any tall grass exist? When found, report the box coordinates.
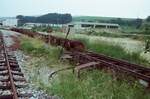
[20,35,150,99]
[71,35,149,66]
[52,32,149,66]
[50,70,150,99]
[20,36,61,62]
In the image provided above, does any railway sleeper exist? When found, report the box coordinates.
[0,85,11,90]
[0,63,6,66]
[0,94,13,99]
[11,68,21,72]
[13,78,26,82]
[0,93,32,99]
[0,72,8,76]
[15,84,28,88]
[12,72,24,76]
[0,67,7,71]
[18,93,33,98]
[0,79,9,82]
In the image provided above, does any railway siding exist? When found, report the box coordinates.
[11,28,150,88]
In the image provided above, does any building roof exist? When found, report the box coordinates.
[67,22,119,26]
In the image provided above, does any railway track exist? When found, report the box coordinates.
[67,51,150,87]
[10,28,150,87]
[0,33,31,99]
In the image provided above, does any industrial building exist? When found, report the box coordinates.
[2,18,18,27]
[23,23,63,29]
[66,22,120,29]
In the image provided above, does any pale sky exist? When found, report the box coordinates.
[0,0,150,18]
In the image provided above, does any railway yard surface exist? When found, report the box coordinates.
[0,0,150,98]
[0,29,150,99]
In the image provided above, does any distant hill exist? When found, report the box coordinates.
[17,13,72,25]
[73,16,143,28]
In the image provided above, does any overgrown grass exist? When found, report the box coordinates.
[71,35,149,66]
[51,32,149,66]
[20,35,150,99]
[95,32,148,41]
[76,29,148,41]
[49,70,150,99]
[20,36,61,62]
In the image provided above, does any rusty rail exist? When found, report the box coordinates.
[0,33,32,99]
[2,36,18,99]
[67,51,150,86]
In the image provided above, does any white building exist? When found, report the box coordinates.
[23,23,63,28]
[65,22,120,29]
[2,18,18,27]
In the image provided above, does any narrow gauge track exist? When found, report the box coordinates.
[0,33,31,99]
[10,28,150,87]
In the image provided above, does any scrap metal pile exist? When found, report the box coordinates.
[0,33,32,99]
[11,28,150,87]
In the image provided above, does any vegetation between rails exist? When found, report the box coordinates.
[20,35,150,99]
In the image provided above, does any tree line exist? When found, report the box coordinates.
[16,13,72,26]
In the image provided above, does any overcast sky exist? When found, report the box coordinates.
[0,0,150,18]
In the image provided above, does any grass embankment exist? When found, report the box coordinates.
[20,35,150,99]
